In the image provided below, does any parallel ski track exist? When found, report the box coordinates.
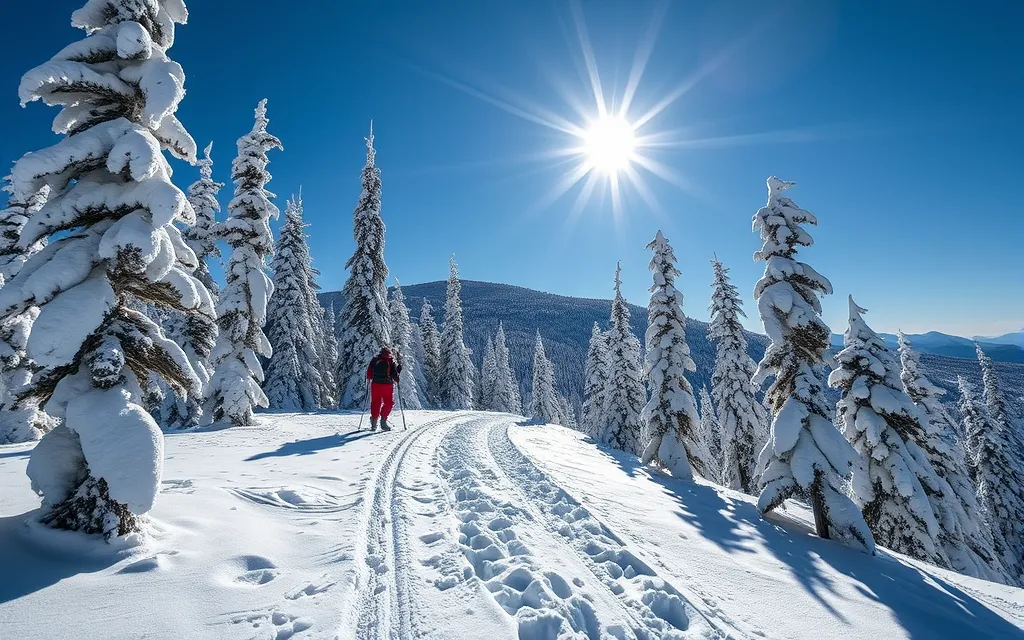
[483,418,743,639]
[351,412,477,639]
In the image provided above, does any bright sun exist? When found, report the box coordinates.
[582,114,637,175]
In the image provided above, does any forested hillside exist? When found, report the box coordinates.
[320,281,1024,414]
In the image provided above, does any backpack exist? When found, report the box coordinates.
[372,358,392,384]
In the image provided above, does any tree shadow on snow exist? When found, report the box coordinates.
[0,512,118,605]
[596,444,1024,638]
[244,429,377,461]
[0,449,31,459]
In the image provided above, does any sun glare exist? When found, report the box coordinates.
[582,115,637,175]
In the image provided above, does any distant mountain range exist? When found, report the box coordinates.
[320,281,1024,413]
[975,330,1024,348]
[830,330,1024,364]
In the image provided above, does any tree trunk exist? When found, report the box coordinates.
[811,481,830,540]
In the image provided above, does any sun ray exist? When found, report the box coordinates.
[412,65,582,136]
[620,0,670,116]
[570,0,607,118]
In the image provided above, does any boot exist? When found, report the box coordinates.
[380,418,391,432]
[370,416,379,431]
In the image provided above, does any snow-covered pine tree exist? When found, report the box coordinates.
[292,197,335,410]
[899,333,1009,584]
[263,195,323,411]
[698,386,722,483]
[581,322,610,437]
[310,302,336,409]
[419,299,442,407]
[336,123,391,410]
[184,142,223,301]
[960,375,1024,584]
[976,343,1020,449]
[8,0,214,537]
[439,256,474,409]
[323,302,340,399]
[602,263,647,456]
[205,100,282,426]
[0,181,50,443]
[530,331,561,423]
[829,297,945,564]
[159,143,224,428]
[560,395,579,430]
[640,233,701,477]
[752,177,874,553]
[389,279,423,410]
[492,321,522,414]
[479,335,498,411]
[709,257,768,494]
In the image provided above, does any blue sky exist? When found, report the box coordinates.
[1,1,1021,337]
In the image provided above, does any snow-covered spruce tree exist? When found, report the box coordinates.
[530,331,561,423]
[479,335,498,411]
[0,181,50,443]
[289,195,335,410]
[158,143,223,428]
[899,334,1009,583]
[184,142,223,301]
[389,280,422,410]
[698,386,722,483]
[709,257,769,494]
[960,375,1024,584]
[581,322,610,437]
[322,302,340,398]
[640,233,702,478]
[439,256,474,409]
[419,299,442,407]
[560,395,579,430]
[205,100,282,426]
[492,321,522,414]
[263,195,322,411]
[310,302,336,409]
[336,124,391,409]
[829,298,946,564]
[976,343,1020,448]
[602,263,647,456]
[752,177,874,552]
[7,0,215,537]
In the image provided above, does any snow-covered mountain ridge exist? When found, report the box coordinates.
[319,281,1024,410]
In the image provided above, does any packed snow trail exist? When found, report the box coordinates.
[344,412,724,639]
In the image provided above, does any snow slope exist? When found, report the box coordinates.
[1,412,1022,639]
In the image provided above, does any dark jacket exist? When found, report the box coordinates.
[366,352,402,385]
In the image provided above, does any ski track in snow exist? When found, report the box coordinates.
[433,416,726,640]
[351,412,475,639]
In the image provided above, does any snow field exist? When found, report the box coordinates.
[3,411,1023,639]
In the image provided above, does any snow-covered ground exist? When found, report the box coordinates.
[1,411,1022,639]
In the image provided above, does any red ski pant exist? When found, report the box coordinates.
[370,383,395,420]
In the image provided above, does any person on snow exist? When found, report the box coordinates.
[366,346,402,431]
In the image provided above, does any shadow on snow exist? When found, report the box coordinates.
[244,429,377,461]
[598,443,1024,639]
[0,512,120,605]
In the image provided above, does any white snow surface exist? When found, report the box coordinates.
[1,411,1022,639]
